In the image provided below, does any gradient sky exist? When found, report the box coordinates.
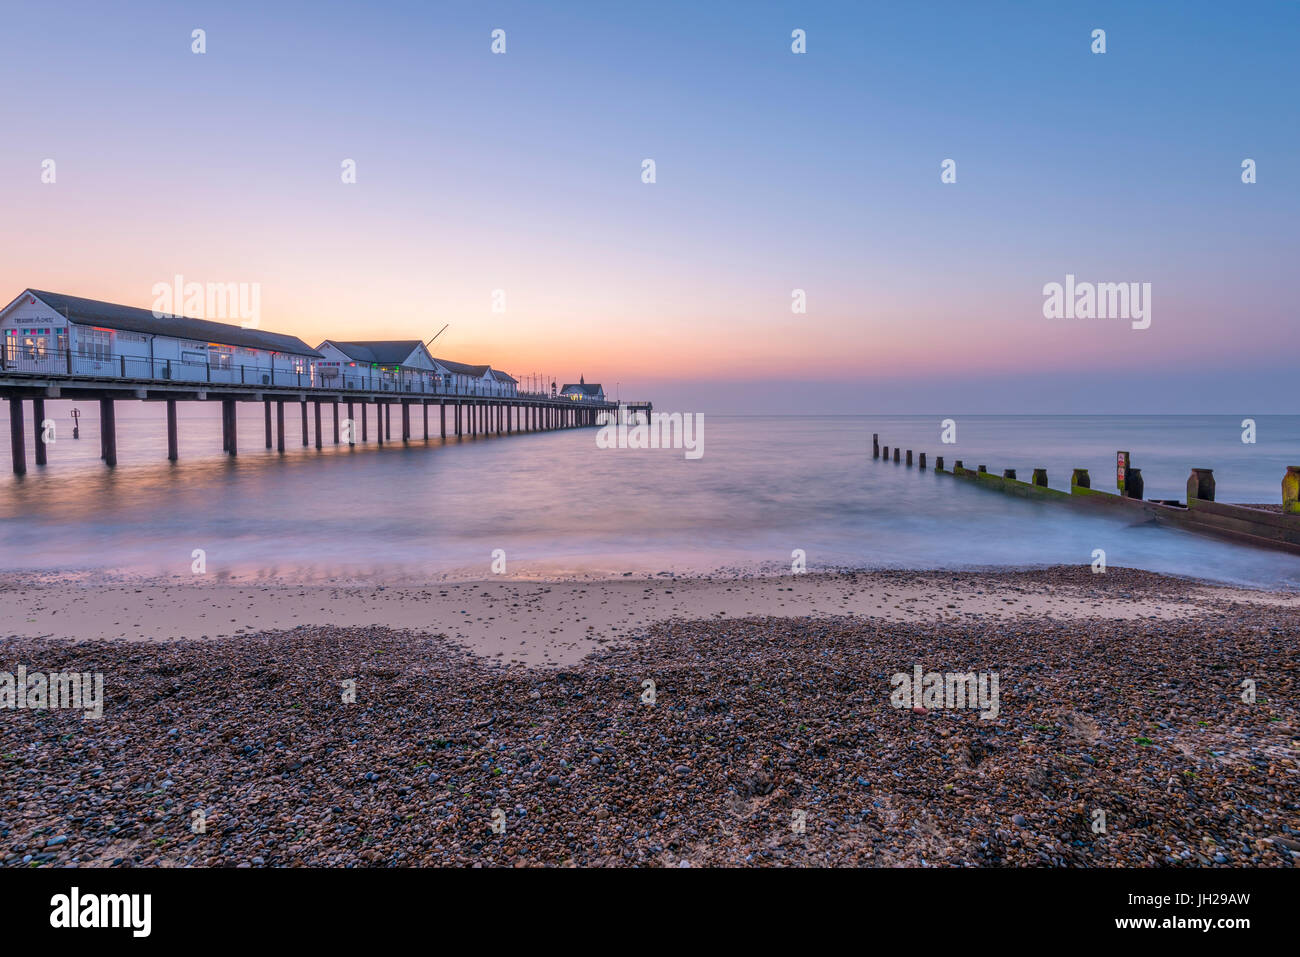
[1,0,1296,412]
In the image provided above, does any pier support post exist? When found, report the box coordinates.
[346,401,355,445]
[8,397,25,475]
[402,402,410,442]
[100,398,117,468]
[223,399,237,455]
[361,403,368,442]
[264,400,272,449]
[455,402,461,437]
[32,397,46,466]
[422,402,428,440]
[385,403,392,441]
[1031,468,1048,487]
[332,401,339,444]
[276,400,285,452]
[440,401,446,439]
[314,401,323,449]
[167,398,179,461]
[377,403,384,446]
[1071,469,1090,489]
[300,401,308,446]
[1283,466,1300,515]
[1187,468,1215,504]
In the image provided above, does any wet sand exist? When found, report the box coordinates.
[4,566,1296,666]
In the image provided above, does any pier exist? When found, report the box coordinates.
[1,359,617,474]
[872,433,1300,556]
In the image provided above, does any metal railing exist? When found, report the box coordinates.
[0,348,551,399]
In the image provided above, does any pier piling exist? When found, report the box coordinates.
[347,401,355,445]
[32,397,46,466]
[276,400,285,452]
[168,399,179,461]
[300,401,308,447]
[314,401,323,450]
[100,398,117,467]
[264,400,272,449]
[8,398,25,475]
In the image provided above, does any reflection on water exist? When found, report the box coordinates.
[1,407,1297,589]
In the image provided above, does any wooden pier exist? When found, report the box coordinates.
[1,369,618,473]
[872,433,1300,557]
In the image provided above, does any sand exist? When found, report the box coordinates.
[4,566,1294,666]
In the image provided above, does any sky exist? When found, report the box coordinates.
[0,0,1296,413]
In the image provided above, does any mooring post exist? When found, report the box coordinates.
[1187,468,1215,504]
[1071,469,1090,489]
[263,399,272,449]
[8,397,25,475]
[1002,468,1015,480]
[100,398,117,468]
[167,398,179,461]
[276,400,285,452]
[1032,468,1048,487]
[314,401,323,450]
[1283,466,1300,514]
[32,397,46,466]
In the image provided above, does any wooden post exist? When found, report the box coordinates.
[977,465,987,473]
[264,400,272,449]
[32,397,46,466]
[1002,468,1016,480]
[402,402,410,442]
[361,402,368,442]
[1125,468,1144,499]
[1071,469,1091,489]
[1187,468,1215,503]
[300,400,308,446]
[225,399,238,456]
[314,401,323,450]
[882,445,888,459]
[8,397,25,475]
[167,398,179,461]
[1283,466,1300,515]
[1032,468,1048,487]
[346,401,355,445]
[440,401,446,439]
[455,401,461,437]
[919,452,926,469]
[906,450,913,466]
[332,401,340,444]
[276,400,286,452]
[377,402,384,446]
[100,398,117,467]
[872,434,880,459]
[936,456,944,470]
[422,402,428,440]
[893,448,900,463]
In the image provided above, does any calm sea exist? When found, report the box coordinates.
[1,408,1297,589]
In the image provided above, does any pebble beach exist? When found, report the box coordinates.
[1,566,1297,867]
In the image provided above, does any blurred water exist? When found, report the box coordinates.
[0,406,1297,588]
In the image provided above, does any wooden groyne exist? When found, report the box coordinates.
[872,434,1300,556]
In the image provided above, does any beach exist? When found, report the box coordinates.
[2,565,1297,867]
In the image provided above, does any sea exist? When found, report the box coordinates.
[1,408,1297,589]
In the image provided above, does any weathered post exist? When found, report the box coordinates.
[225,399,238,456]
[893,448,900,463]
[422,402,428,440]
[32,397,46,466]
[919,452,927,469]
[300,400,309,446]
[276,400,286,452]
[8,397,25,475]
[346,401,355,445]
[1071,469,1091,489]
[1002,468,1016,480]
[401,401,410,442]
[1187,468,1215,504]
[873,433,879,459]
[954,460,963,473]
[263,399,272,449]
[1125,468,1144,499]
[361,402,368,442]
[1031,468,1048,487]
[882,445,888,459]
[906,450,913,466]
[978,465,987,473]
[1283,466,1300,515]
[333,402,340,444]
[167,398,179,461]
[440,401,446,439]
[100,398,117,468]
[314,401,323,449]
[935,456,944,470]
